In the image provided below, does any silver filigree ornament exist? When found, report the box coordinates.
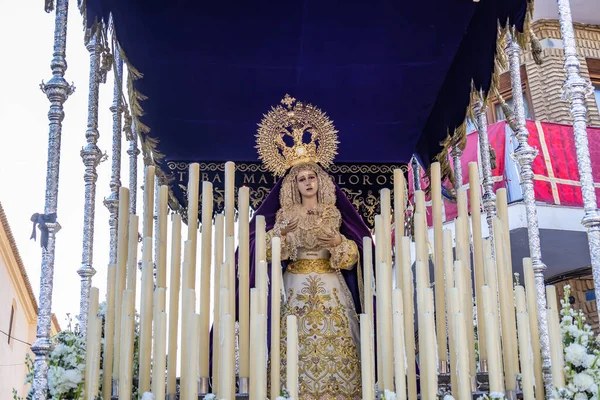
[506,30,554,397]
[32,0,74,399]
[556,0,600,325]
[474,98,497,255]
[103,46,124,267]
[78,27,106,338]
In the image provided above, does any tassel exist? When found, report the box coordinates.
[530,28,544,65]
[489,145,497,170]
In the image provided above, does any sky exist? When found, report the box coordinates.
[0,1,146,329]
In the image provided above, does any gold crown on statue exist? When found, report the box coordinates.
[256,94,339,176]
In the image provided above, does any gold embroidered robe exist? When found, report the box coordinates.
[268,204,362,400]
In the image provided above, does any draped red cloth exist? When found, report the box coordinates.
[407,120,600,226]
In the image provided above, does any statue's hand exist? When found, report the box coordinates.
[280,216,299,236]
[317,231,342,248]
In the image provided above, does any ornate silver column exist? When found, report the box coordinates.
[32,0,74,398]
[506,31,553,396]
[556,0,600,322]
[451,144,463,190]
[78,26,104,337]
[103,46,124,266]
[474,99,497,253]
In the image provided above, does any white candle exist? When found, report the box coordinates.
[287,315,299,400]
[180,288,195,398]
[186,313,200,400]
[523,258,544,400]
[363,237,374,320]
[187,163,200,287]
[455,312,471,400]
[152,288,166,397]
[102,266,116,400]
[393,169,406,288]
[430,162,447,363]
[126,215,138,294]
[360,314,375,400]
[270,237,282,399]
[90,316,103,398]
[84,288,99,400]
[255,215,266,266]
[484,310,504,393]
[156,185,168,288]
[380,188,392,270]
[138,256,154,392]
[225,236,236,323]
[257,260,268,316]
[224,161,236,237]
[199,181,213,378]
[118,290,135,400]
[548,307,565,388]
[374,216,384,385]
[517,312,535,399]
[250,288,260,400]
[377,261,394,391]
[422,311,437,399]
[219,315,235,400]
[468,162,486,364]
[238,186,250,382]
[143,166,155,238]
[212,214,224,390]
[493,220,519,390]
[255,314,267,400]
[153,312,168,400]
[167,214,181,395]
[401,237,417,399]
[392,290,406,400]
[113,188,130,380]
[448,288,460,398]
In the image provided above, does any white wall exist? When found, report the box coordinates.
[0,256,35,398]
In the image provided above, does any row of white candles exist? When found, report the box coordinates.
[81,162,298,400]
[357,161,565,399]
[81,160,566,400]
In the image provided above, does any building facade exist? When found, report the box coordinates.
[0,202,60,398]
[490,1,600,330]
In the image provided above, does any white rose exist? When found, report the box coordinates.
[574,393,588,400]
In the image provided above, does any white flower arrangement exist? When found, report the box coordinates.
[13,302,142,400]
[378,389,397,399]
[552,285,600,400]
[475,393,506,399]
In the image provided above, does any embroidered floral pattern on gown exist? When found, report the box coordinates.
[268,203,362,400]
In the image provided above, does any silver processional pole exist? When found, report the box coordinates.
[32,0,75,398]
[506,30,554,396]
[556,0,600,323]
[78,25,104,337]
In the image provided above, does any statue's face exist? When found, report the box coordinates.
[296,169,318,200]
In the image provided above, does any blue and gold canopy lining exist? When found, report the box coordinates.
[77,0,532,176]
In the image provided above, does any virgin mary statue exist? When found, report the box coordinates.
[235,95,375,399]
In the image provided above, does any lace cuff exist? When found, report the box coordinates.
[330,235,358,270]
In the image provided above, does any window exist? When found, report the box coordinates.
[594,84,600,111]
[7,304,15,345]
[487,65,534,123]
